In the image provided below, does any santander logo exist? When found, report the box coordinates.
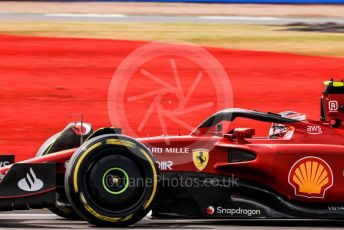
[18,168,44,192]
[206,206,215,215]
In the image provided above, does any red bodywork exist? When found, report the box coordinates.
[1,81,344,205]
[139,121,344,203]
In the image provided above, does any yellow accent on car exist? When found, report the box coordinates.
[80,193,122,222]
[192,148,209,171]
[292,160,329,195]
[73,142,102,193]
[140,149,158,210]
[73,138,156,223]
[323,81,344,87]
[121,214,134,222]
[106,139,136,149]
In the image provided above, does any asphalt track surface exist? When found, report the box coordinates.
[1,12,344,24]
[1,210,344,229]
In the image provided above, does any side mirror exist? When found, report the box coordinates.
[233,128,255,139]
[216,124,223,132]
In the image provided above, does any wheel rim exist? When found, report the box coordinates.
[87,153,145,212]
[102,167,129,195]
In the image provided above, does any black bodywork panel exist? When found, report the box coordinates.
[151,172,344,220]
[0,163,56,210]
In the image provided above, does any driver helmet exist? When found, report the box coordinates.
[279,111,307,121]
[269,111,306,138]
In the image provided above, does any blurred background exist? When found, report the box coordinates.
[0,0,344,160]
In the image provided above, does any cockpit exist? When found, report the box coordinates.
[191,108,305,140]
[268,111,306,139]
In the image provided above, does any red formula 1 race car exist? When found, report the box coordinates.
[1,80,344,227]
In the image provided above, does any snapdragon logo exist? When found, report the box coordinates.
[206,206,215,215]
[207,206,261,217]
[18,168,44,192]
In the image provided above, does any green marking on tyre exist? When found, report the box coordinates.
[102,168,129,195]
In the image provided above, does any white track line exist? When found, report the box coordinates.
[45,13,126,18]
[45,14,278,21]
[198,16,279,21]
[0,214,56,217]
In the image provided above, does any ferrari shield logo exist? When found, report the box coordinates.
[192,149,209,171]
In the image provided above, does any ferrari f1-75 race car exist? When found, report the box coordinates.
[1,80,344,227]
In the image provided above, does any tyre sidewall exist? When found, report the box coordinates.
[65,134,158,226]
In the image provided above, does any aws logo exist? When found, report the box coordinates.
[288,157,333,198]
[306,125,322,135]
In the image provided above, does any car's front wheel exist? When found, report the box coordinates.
[65,134,159,227]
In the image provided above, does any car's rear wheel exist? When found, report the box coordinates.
[65,134,159,227]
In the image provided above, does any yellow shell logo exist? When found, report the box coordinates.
[288,157,333,198]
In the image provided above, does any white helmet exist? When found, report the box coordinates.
[269,111,306,139]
